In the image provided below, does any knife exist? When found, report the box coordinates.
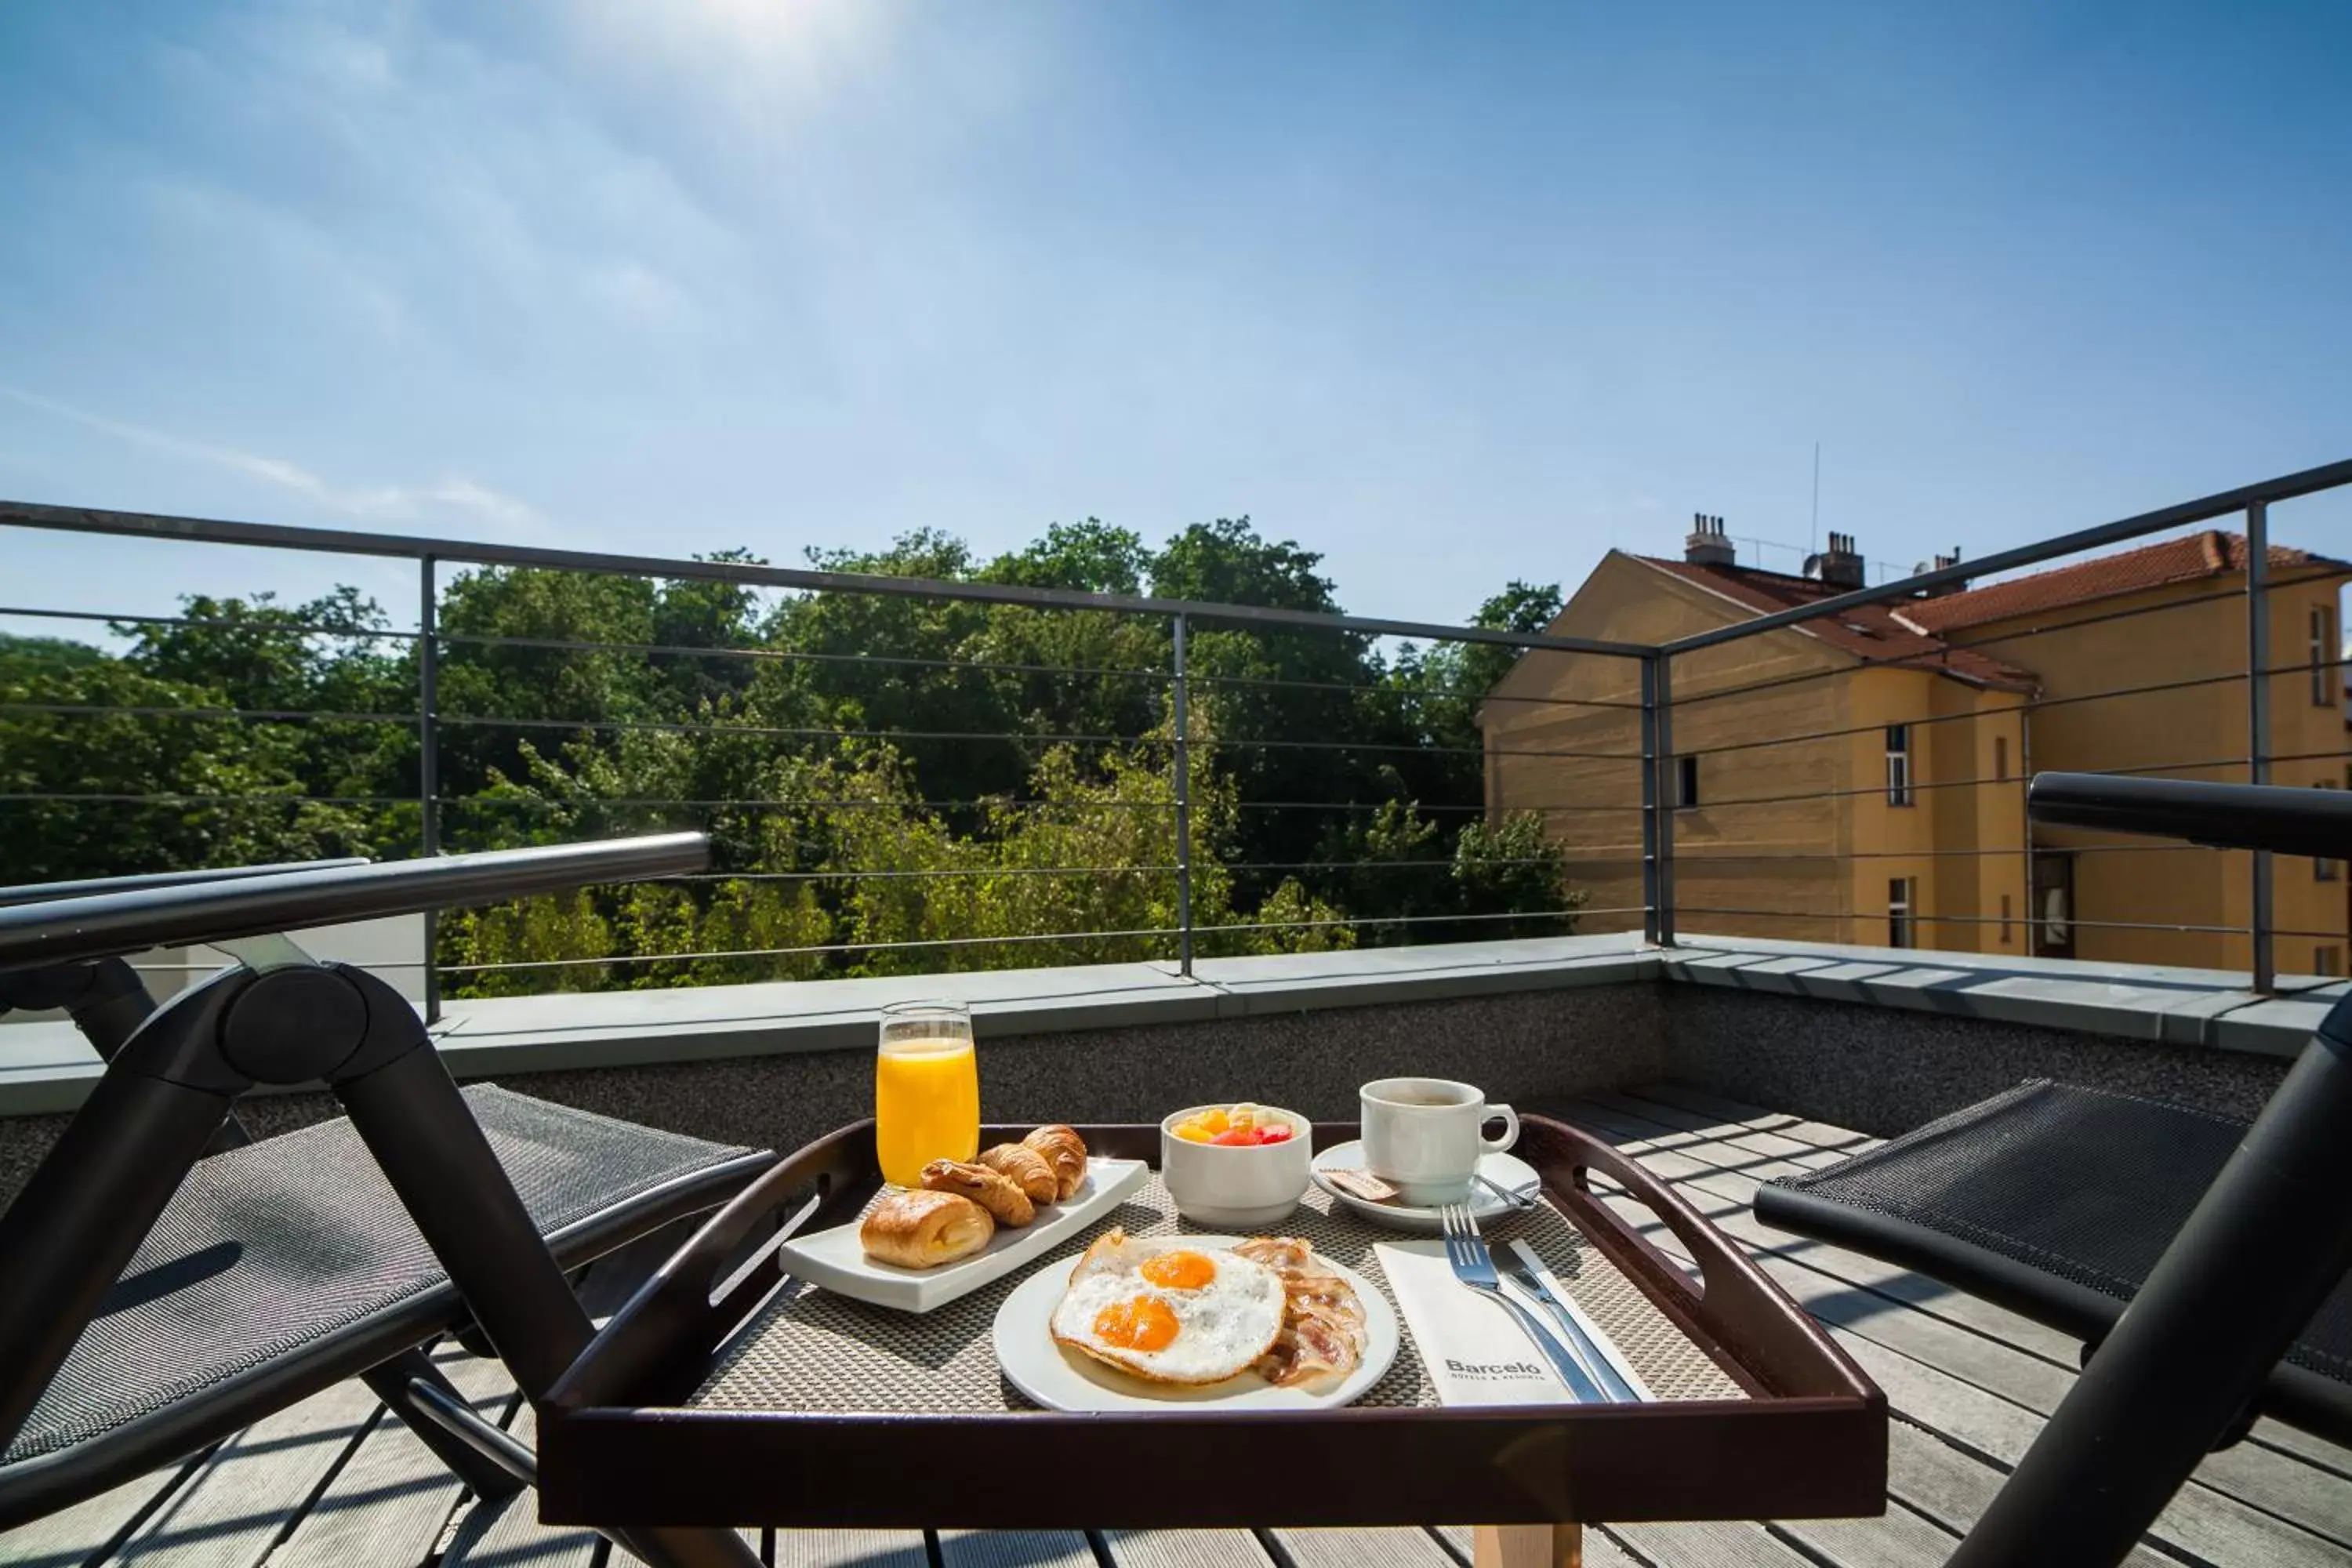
[1504,1239,1645,1403]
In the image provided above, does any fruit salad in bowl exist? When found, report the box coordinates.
[1160,1102,1312,1226]
[1170,1102,1298,1147]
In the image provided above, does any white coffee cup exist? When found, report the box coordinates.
[1359,1076,1519,1204]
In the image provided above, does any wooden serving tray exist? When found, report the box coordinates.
[539,1116,1886,1530]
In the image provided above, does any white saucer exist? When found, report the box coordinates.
[1309,1142,1544,1232]
[992,1236,1398,1413]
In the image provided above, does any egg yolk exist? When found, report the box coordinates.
[1140,1250,1218,1290]
[1092,1294,1181,1352]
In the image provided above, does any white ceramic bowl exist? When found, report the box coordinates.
[1159,1105,1313,1228]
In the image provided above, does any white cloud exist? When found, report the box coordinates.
[0,386,543,535]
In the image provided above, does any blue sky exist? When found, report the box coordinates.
[2,0,2347,639]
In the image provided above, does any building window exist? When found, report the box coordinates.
[1999,893,2013,946]
[2318,947,2343,978]
[1886,725,1913,806]
[1889,877,1916,949]
[2315,605,2339,708]
[1676,753,1700,809]
[1994,735,2009,782]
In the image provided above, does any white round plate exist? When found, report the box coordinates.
[1309,1142,1543,1232]
[992,1236,1398,1413]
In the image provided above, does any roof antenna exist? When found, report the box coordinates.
[1810,441,1822,557]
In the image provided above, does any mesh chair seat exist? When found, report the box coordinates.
[4,1084,768,1475]
[1756,1080,2352,1445]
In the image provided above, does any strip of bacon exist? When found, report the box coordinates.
[1235,1236,1367,1387]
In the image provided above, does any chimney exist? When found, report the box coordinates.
[1803,531,1866,590]
[1912,546,1969,598]
[1684,513,1734,568]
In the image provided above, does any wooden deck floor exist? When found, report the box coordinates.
[6,1085,2348,1568]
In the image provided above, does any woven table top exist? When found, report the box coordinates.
[692,1172,1747,1414]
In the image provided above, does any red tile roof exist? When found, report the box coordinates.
[1903,530,2349,636]
[1636,556,2040,691]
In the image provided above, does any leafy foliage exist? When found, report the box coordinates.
[1,517,1579,990]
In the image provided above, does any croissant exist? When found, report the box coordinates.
[858,1189,994,1269]
[920,1158,1036,1228]
[1022,1124,1089,1200]
[977,1142,1059,1205]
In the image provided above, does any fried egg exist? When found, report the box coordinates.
[1048,1229,1286,1385]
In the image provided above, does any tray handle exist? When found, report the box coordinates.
[1523,1114,1872,1400]
[550,1120,873,1410]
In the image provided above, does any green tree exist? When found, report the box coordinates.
[0,641,375,883]
[5,517,1581,985]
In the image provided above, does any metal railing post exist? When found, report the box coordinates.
[2021,711,2038,958]
[1171,613,1193,976]
[1640,655,1676,947]
[1639,659,1661,943]
[1656,654,1677,947]
[2247,501,2274,993]
[419,557,442,1025]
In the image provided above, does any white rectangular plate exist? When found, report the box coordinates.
[779,1156,1149,1313]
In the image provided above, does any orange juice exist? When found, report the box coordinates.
[876,1036,979,1186]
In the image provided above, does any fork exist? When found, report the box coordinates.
[1439,1203,1606,1403]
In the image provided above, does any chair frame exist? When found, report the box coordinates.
[1775,775,2352,1568]
[0,842,762,1568]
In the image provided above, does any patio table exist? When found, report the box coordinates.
[539,1115,1885,1566]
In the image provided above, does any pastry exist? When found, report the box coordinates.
[858,1189,995,1269]
[920,1158,1036,1228]
[978,1142,1059,1205]
[1022,1123,1089,1200]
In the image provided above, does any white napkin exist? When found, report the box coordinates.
[1376,1240,1577,1406]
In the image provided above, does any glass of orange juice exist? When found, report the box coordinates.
[875,1001,979,1187]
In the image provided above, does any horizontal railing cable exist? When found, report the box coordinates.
[3,702,421,725]
[1684,750,2352,811]
[1631,842,2227,862]
[652,865,1178,882]
[1229,736,1642,760]
[1221,856,1561,873]
[1663,610,2346,716]
[1673,654,2352,757]
[0,604,423,641]
[1198,906,1614,938]
[431,627,1173,682]
[1187,666,1643,711]
[3,698,1652,764]
[437,925,1188,972]
[437,906,1625,975]
[437,794,1178,812]
[0,791,421,807]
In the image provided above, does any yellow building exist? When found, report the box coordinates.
[1483,524,2350,975]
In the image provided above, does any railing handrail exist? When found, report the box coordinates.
[6,458,2347,996]
[0,858,371,909]
[0,499,1651,660]
[1659,456,2352,656]
[0,833,708,973]
[2029,773,2352,862]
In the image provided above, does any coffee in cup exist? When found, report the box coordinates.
[1359,1076,1519,1204]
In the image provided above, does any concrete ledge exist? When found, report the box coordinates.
[5,928,2339,1117]
[1658,935,2347,1061]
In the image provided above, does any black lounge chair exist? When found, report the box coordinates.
[0,841,773,1568]
[1755,773,2352,1567]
